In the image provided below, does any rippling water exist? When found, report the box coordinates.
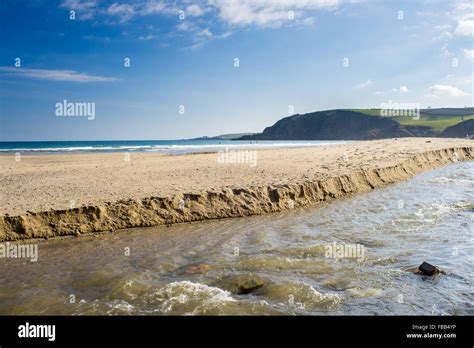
[0,162,472,315]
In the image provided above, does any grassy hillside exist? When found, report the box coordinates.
[395,115,474,132]
[352,108,474,132]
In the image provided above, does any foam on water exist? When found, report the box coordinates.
[152,281,236,315]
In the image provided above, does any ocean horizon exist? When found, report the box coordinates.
[0,140,347,155]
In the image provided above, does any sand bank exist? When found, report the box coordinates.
[0,138,472,241]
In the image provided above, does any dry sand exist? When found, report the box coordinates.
[0,138,473,241]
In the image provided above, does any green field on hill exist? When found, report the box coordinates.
[352,109,474,132]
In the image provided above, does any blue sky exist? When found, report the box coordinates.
[0,0,473,141]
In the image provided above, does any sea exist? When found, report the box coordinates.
[0,140,347,155]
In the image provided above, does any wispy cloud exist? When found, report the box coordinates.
[399,86,409,93]
[374,86,409,95]
[209,0,338,28]
[0,67,119,83]
[429,1,473,47]
[140,0,180,16]
[60,0,338,28]
[444,1,474,37]
[177,21,197,32]
[107,2,135,23]
[455,19,474,36]
[138,34,155,41]
[180,27,233,50]
[463,48,474,59]
[59,0,97,20]
[57,0,347,49]
[428,84,467,97]
[197,28,213,38]
[185,4,205,17]
[354,79,372,89]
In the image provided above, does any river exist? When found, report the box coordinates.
[0,161,472,315]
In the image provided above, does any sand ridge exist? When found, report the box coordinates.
[0,138,473,241]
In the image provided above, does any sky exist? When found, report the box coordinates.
[0,0,473,141]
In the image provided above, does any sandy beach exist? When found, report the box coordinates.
[1,137,473,241]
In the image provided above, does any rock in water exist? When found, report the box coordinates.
[418,262,440,276]
[217,274,265,295]
[175,263,211,275]
[322,278,353,291]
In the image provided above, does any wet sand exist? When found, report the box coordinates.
[0,138,473,241]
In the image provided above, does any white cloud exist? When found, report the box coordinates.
[463,48,474,59]
[61,0,347,28]
[214,31,232,39]
[138,34,155,40]
[181,42,205,50]
[186,4,205,17]
[428,84,467,97]
[297,17,315,27]
[140,0,179,16]
[197,28,213,38]
[107,2,135,22]
[177,21,196,32]
[452,2,474,37]
[455,19,474,36]
[431,2,473,41]
[441,43,451,57]
[0,67,119,83]
[141,0,166,15]
[432,30,453,41]
[208,0,339,28]
[442,74,474,89]
[59,0,97,20]
[376,86,409,94]
[355,79,372,89]
[399,86,409,93]
[432,23,452,41]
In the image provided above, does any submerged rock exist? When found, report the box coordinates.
[175,263,211,275]
[322,278,354,291]
[217,274,265,295]
[408,262,445,276]
[418,262,441,276]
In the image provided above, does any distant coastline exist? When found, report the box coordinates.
[236,108,474,141]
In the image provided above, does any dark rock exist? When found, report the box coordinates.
[175,263,211,275]
[322,278,353,291]
[217,274,265,295]
[418,262,441,276]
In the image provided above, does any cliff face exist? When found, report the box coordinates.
[239,110,435,140]
[441,119,474,138]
